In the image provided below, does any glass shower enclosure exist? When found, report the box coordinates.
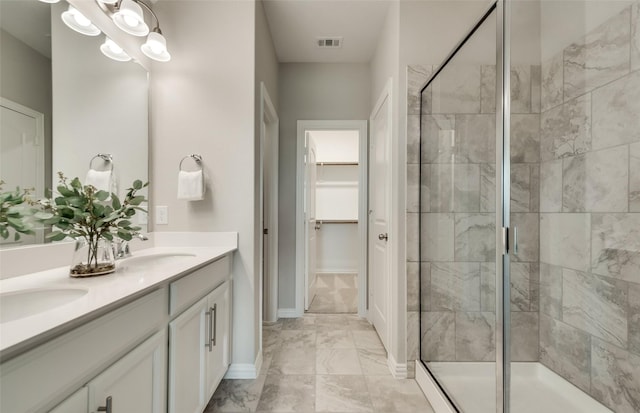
[417,1,640,412]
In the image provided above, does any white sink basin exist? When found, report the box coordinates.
[0,288,89,323]
[118,253,196,269]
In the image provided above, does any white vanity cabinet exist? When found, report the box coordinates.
[168,256,231,413]
[1,250,234,413]
[87,330,167,413]
[48,330,167,413]
[49,388,88,413]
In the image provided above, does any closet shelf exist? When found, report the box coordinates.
[317,219,358,224]
[317,162,359,166]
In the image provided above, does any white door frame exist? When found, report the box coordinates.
[0,97,46,245]
[0,97,45,197]
[259,83,279,324]
[295,120,369,318]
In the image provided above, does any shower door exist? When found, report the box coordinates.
[418,4,503,413]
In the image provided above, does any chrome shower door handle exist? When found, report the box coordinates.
[97,396,112,413]
[513,226,518,255]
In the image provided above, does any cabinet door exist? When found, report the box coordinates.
[49,387,87,413]
[88,330,167,413]
[205,280,230,399]
[168,295,209,413]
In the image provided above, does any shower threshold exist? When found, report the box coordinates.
[417,361,613,413]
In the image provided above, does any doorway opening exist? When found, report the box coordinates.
[295,120,368,318]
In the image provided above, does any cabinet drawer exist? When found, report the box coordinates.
[0,288,167,413]
[169,254,231,317]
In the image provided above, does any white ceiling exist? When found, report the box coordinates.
[0,0,52,58]
[263,0,391,63]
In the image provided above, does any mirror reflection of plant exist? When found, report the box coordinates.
[0,180,37,241]
[35,173,148,269]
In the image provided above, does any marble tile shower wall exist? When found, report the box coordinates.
[538,4,640,412]
[406,61,542,377]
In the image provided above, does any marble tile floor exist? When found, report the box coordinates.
[308,273,358,314]
[206,314,434,413]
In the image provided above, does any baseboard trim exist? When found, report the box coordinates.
[387,352,408,379]
[277,308,300,318]
[224,362,258,379]
[415,361,456,413]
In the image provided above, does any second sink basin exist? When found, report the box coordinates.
[118,252,196,269]
[0,288,89,324]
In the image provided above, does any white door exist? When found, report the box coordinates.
[0,100,45,245]
[305,134,318,311]
[369,85,392,349]
[88,330,167,413]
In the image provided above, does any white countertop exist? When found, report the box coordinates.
[0,233,237,361]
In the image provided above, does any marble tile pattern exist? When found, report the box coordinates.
[207,314,435,413]
[431,64,481,114]
[631,143,640,212]
[536,6,640,410]
[633,2,640,71]
[540,94,592,161]
[591,69,640,150]
[562,145,629,213]
[562,269,628,348]
[407,65,433,115]
[563,7,631,101]
[590,338,640,413]
[308,273,358,314]
[541,52,563,112]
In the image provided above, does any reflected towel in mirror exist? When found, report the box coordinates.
[85,169,112,194]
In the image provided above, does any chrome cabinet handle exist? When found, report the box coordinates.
[97,396,112,413]
[206,308,212,352]
[378,233,388,241]
[211,304,217,347]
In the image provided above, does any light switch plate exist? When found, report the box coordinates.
[155,206,168,225]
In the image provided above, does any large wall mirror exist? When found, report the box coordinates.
[0,0,149,248]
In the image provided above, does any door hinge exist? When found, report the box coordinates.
[263,228,268,235]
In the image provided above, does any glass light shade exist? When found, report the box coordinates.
[61,5,101,36]
[39,0,61,3]
[141,31,171,62]
[113,0,149,37]
[96,0,119,4]
[100,37,132,62]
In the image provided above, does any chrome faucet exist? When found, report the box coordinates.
[114,233,149,260]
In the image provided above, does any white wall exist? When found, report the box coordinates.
[277,63,371,309]
[150,0,259,369]
[311,130,359,162]
[0,28,52,188]
[51,1,148,203]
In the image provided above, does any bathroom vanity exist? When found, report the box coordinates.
[0,232,237,413]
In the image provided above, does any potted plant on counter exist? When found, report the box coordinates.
[35,173,148,277]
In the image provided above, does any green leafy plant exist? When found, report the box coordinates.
[35,173,148,274]
[0,180,36,241]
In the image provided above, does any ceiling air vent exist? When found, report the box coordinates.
[317,37,343,48]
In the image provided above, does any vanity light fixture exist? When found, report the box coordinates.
[96,0,172,62]
[112,0,149,37]
[38,0,61,3]
[100,37,132,62]
[61,5,101,37]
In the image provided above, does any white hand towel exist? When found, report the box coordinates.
[178,170,205,201]
[84,169,112,194]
